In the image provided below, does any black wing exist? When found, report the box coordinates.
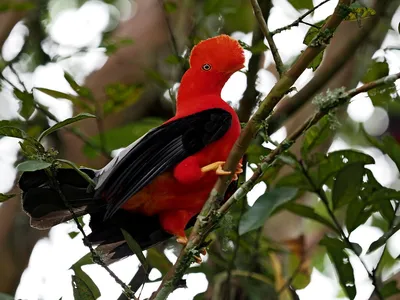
[94,108,232,219]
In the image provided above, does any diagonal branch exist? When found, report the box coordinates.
[250,0,284,77]
[271,0,332,36]
[150,1,352,299]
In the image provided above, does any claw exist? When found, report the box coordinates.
[194,255,202,264]
[176,236,188,245]
[201,161,243,180]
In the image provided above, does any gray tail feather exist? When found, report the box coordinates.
[19,168,99,229]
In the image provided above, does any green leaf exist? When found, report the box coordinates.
[103,83,143,115]
[16,160,51,172]
[303,20,326,45]
[367,221,400,253]
[64,72,94,100]
[332,162,365,210]
[363,131,400,173]
[308,50,324,71]
[69,231,79,239]
[345,197,370,233]
[0,126,27,139]
[283,203,337,232]
[0,193,16,202]
[38,113,96,142]
[302,115,331,157]
[312,150,375,187]
[14,89,35,119]
[239,187,298,235]
[121,229,149,273]
[361,60,396,107]
[71,268,100,300]
[83,118,164,158]
[362,61,389,83]
[276,170,313,191]
[35,87,94,112]
[320,236,356,299]
[72,252,93,270]
[381,281,400,298]
[288,0,313,10]
[146,248,172,276]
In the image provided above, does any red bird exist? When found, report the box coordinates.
[19,34,245,263]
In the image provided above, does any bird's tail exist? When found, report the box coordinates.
[19,168,98,230]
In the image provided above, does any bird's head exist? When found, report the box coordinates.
[189,34,245,76]
[177,35,245,102]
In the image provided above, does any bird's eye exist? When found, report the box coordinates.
[202,64,212,71]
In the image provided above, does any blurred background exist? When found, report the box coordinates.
[1,0,400,299]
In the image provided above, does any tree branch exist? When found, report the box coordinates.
[250,0,284,77]
[271,0,332,36]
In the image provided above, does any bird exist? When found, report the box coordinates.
[19,34,245,264]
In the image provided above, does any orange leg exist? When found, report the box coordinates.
[201,161,243,180]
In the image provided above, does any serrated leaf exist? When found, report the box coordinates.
[367,221,400,253]
[239,187,298,235]
[288,0,313,10]
[302,115,331,157]
[320,236,356,299]
[0,193,16,202]
[332,162,365,210]
[83,118,164,158]
[283,203,337,232]
[38,113,96,142]
[121,229,149,272]
[16,160,51,172]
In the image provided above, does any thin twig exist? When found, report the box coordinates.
[250,0,284,76]
[271,0,332,36]
[46,168,137,299]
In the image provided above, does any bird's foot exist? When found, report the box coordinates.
[201,161,243,180]
[176,236,188,245]
[176,236,208,264]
